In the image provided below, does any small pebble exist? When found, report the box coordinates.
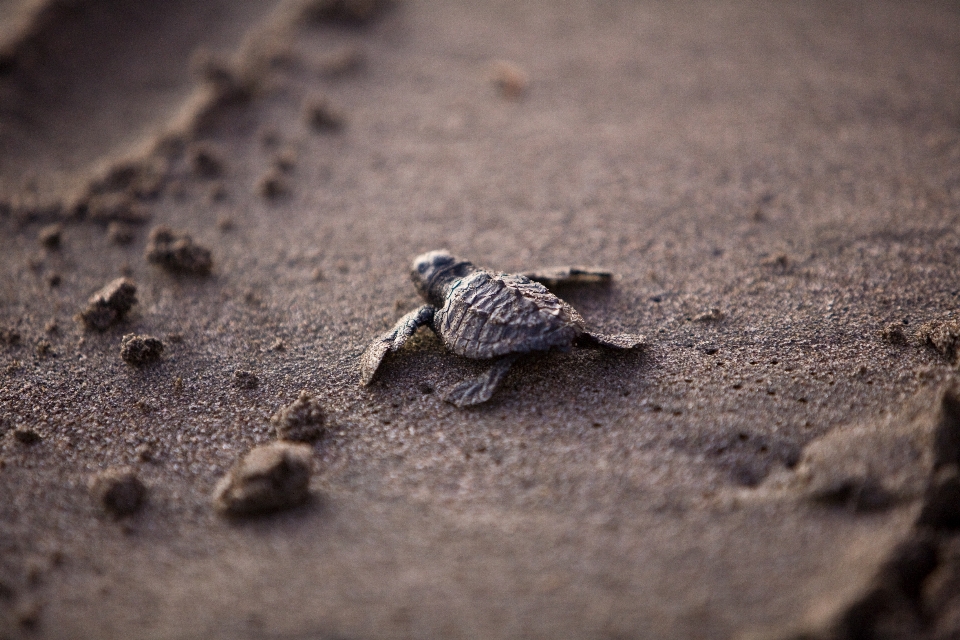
[233,369,259,389]
[272,390,327,442]
[207,182,228,203]
[35,340,51,357]
[78,278,137,331]
[120,334,164,366]
[212,442,312,517]
[38,224,62,249]
[272,147,297,173]
[135,444,154,462]
[145,226,213,275]
[13,427,41,445]
[303,96,345,132]
[257,169,290,199]
[881,322,908,345]
[0,327,21,345]
[89,468,147,517]
[187,143,224,178]
[918,319,960,362]
[14,598,41,628]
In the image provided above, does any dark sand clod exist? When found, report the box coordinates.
[256,168,291,199]
[119,334,164,366]
[187,143,226,179]
[13,426,43,446]
[272,147,298,173]
[77,278,137,331]
[36,224,61,249]
[272,390,327,442]
[918,320,960,364]
[13,598,42,629]
[212,442,313,516]
[34,340,51,357]
[12,427,41,445]
[144,226,213,275]
[0,328,21,346]
[232,369,260,389]
[1,0,960,638]
[88,468,147,518]
[882,322,909,346]
[303,95,346,132]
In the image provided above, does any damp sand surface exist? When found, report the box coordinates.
[1,0,960,638]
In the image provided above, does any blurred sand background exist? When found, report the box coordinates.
[1,0,960,638]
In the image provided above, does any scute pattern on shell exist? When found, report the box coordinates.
[434,271,585,359]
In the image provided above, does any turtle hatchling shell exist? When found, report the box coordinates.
[433,271,585,359]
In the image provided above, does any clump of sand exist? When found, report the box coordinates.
[233,369,260,389]
[271,390,327,442]
[918,319,960,363]
[303,95,345,132]
[88,468,147,518]
[145,226,213,275]
[119,334,164,366]
[212,442,313,516]
[77,278,137,331]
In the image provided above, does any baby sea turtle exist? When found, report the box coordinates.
[361,250,645,406]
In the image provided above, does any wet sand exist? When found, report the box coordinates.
[1,0,960,638]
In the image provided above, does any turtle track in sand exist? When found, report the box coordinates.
[0,0,286,213]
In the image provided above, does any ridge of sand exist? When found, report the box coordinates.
[1,0,959,638]
[0,0,307,216]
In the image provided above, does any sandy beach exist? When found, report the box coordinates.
[1,0,959,638]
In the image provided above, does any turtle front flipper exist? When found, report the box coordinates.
[444,354,519,407]
[521,266,612,289]
[576,331,645,350]
[360,305,435,385]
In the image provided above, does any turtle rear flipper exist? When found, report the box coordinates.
[360,305,435,385]
[443,355,518,407]
[522,266,612,289]
[576,331,645,350]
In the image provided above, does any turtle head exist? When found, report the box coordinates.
[411,250,475,306]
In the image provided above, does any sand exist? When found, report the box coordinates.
[1,0,959,638]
